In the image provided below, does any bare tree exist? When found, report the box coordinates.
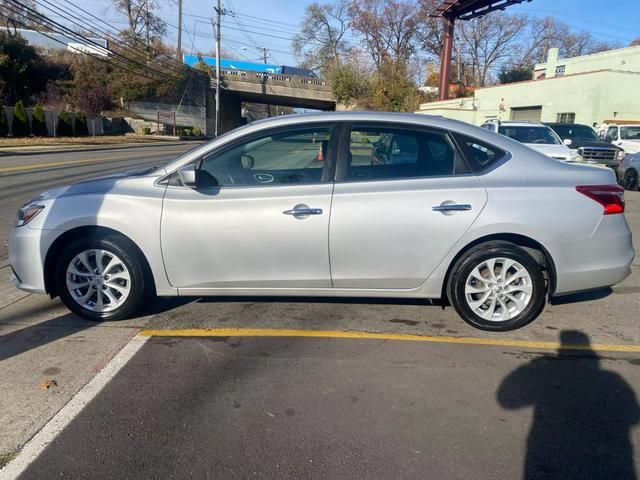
[515,16,621,66]
[457,13,528,86]
[348,0,420,67]
[38,82,63,138]
[76,87,109,137]
[293,1,351,76]
[112,0,168,51]
[0,0,39,29]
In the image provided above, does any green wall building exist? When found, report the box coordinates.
[417,45,640,128]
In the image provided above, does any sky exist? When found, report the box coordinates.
[50,0,640,68]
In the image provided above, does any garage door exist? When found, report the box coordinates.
[510,106,542,122]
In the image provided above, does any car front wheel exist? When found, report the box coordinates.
[448,242,546,331]
[55,235,148,321]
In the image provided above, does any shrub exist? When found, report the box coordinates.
[192,127,202,137]
[0,107,8,137]
[31,103,48,136]
[75,112,89,136]
[56,111,73,136]
[12,100,30,136]
[182,128,192,136]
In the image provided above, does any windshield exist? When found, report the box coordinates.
[551,124,598,141]
[620,126,640,140]
[498,126,560,145]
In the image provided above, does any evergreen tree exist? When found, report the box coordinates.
[12,100,30,136]
[31,103,48,136]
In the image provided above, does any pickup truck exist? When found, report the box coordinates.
[546,122,624,169]
[599,124,640,155]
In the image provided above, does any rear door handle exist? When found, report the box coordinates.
[432,204,472,212]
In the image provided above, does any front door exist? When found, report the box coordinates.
[161,124,337,290]
[329,123,488,289]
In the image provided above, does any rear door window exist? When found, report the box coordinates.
[345,126,461,181]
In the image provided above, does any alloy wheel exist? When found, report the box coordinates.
[66,249,132,312]
[464,257,533,322]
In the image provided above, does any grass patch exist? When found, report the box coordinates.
[0,451,17,469]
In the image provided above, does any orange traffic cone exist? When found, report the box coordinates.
[316,146,324,161]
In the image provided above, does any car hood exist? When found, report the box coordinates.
[523,143,572,159]
[570,140,622,150]
[620,140,640,154]
[33,166,165,201]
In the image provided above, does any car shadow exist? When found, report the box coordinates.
[0,314,94,363]
[497,330,639,479]
[195,295,440,307]
[549,287,612,305]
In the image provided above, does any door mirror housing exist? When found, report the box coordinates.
[563,138,572,146]
[178,164,197,186]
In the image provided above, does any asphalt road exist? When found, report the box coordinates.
[0,143,196,267]
[0,146,639,479]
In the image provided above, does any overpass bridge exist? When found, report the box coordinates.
[127,70,336,135]
[214,70,336,133]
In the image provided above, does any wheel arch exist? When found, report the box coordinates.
[442,233,557,304]
[44,225,155,298]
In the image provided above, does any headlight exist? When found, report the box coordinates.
[617,150,626,161]
[16,204,45,227]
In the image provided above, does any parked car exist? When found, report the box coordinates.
[618,152,640,191]
[600,124,640,154]
[545,122,623,170]
[10,113,634,332]
[481,120,577,161]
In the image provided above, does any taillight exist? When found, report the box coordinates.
[576,184,625,215]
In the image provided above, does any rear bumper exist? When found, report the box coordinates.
[551,214,634,295]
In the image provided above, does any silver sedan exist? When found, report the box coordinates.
[9,112,635,331]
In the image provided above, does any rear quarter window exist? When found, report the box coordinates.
[453,133,507,172]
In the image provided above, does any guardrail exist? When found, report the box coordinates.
[211,70,331,91]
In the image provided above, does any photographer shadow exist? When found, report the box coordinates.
[497,330,639,480]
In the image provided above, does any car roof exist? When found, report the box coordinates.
[545,122,591,128]
[483,120,548,128]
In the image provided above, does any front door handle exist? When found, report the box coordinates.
[283,203,323,218]
[432,203,472,212]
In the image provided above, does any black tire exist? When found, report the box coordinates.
[55,234,150,321]
[448,241,546,332]
[622,169,639,191]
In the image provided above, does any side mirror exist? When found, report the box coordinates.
[241,154,255,170]
[563,138,572,146]
[178,164,197,186]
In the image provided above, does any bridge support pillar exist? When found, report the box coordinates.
[207,90,242,136]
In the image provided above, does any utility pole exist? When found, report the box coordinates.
[263,47,271,118]
[214,0,222,136]
[145,0,151,60]
[176,0,182,61]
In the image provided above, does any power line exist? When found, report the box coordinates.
[40,0,188,76]
[8,0,185,81]
[0,8,167,82]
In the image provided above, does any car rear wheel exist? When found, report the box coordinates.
[449,242,546,331]
[56,235,148,321]
[622,169,639,191]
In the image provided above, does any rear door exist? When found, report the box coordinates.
[329,123,489,289]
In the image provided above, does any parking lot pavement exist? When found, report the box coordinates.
[10,332,640,480]
[0,190,638,476]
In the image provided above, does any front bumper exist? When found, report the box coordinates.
[8,225,53,294]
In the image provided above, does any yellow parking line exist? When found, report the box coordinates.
[138,328,640,353]
[0,148,184,174]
